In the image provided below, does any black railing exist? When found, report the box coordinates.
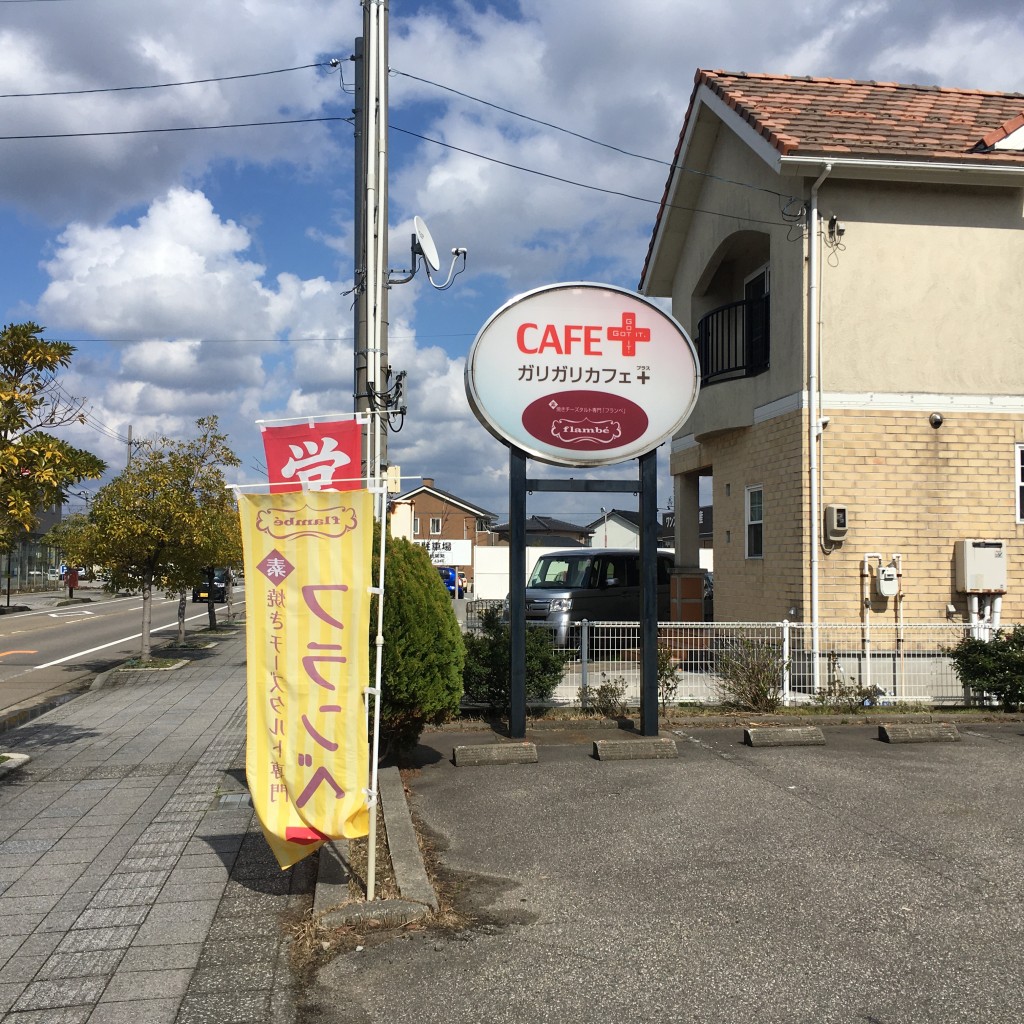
[695,294,770,386]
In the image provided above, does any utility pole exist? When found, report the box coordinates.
[353,0,389,487]
[126,425,133,467]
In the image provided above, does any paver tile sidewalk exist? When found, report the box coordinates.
[0,630,314,1024]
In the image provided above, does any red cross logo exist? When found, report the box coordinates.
[607,312,650,357]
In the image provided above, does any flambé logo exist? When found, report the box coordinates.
[256,504,358,540]
[522,390,648,452]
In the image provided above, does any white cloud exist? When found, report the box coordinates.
[11,0,1024,516]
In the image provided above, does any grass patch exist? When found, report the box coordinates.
[120,657,185,670]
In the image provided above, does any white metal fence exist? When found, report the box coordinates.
[463,604,975,708]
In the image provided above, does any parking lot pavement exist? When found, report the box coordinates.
[306,720,1024,1024]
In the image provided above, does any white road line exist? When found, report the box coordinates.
[3,598,246,678]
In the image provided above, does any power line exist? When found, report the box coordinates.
[392,67,794,203]
[0,63,331,100]
[390,122,790,231]
[0,114,349,141]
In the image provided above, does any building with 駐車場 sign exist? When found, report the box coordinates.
[389,478,500,594]
[641,69,1024,629]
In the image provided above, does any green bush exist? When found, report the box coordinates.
[950,626,1024,710]
[371,532,464,756]
[462,609,566,711]
[714,633,785,712]
[578,673,628,717]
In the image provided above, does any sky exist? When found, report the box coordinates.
[4,0,1024,525]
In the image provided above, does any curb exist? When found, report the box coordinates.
[0,752,31,779]
[313,765,437,928]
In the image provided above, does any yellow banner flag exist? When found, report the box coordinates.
[239,489,372,869]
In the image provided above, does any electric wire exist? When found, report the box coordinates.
[391,67,797,203]
[0,115,348,141]
[0,63,332,100]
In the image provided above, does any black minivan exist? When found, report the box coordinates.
[192,567,230,603]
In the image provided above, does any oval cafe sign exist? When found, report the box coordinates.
[465,282,700,467]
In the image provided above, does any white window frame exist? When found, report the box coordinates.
[430,517,442,535]
[1017,445,1024,523]
[745,485,763,559]
[412,517,420,535]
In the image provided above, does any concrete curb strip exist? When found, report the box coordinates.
[593,737,678,760]
[744,725,826,747]
[879,722,962,743]
[314,766,437,927]
[0,751,30,779]
[454,741,538,766]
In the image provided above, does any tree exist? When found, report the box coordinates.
[50,416,240,660]
[0,322,105,549]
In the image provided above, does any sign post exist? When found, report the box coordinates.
[466,282,699,736]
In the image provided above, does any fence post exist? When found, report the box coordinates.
[580,619,589,704]
[781,620,790,705]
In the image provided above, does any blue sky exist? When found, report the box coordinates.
[4,0,1024,521]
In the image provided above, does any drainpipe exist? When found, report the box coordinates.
[808,163,832,693]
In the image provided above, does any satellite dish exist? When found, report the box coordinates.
[413,216,441,272]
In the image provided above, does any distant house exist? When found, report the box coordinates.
[641,70,1024,627]
[582,509,675,549]
[490,515,592,548]
[391,478,498,591]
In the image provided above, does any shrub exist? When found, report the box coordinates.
[577,673,628,717]
[462,610,566,710]
[658,643,682,713]
[714,633,785,712]
[372,532,465,756]
[949,626,1024,711]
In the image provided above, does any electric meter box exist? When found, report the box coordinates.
[954,539,1007,594]
[824,504,849,543]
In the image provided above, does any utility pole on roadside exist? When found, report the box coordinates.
[352,0,389,488]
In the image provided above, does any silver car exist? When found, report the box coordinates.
[514,548,674,646]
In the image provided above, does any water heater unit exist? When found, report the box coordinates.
[954,539,1007,594]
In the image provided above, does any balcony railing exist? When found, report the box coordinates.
[695,294,770,386]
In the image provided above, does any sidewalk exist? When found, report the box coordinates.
[0,627,319,1024]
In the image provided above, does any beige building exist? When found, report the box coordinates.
[641,70,1024,627]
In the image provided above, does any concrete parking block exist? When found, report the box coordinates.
[879,722,961,743]
[453,741,538,766]
[744,725,827,747]
[593,737,679,760]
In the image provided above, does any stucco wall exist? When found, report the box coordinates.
[816,181,1024,395]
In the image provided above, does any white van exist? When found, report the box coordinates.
[513,548,674,646]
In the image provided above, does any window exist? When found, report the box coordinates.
[412,517,420,535]
[1017,445,1024,522]
[745,486,763,559]
[430,517,442,535]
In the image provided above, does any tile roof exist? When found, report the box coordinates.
[641,69,1024,289]
[695,70,1024,163]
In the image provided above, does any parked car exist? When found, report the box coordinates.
[511,548,674,647]
[437,566,464,599]
[192,567,231,603]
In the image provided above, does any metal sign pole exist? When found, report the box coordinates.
[509,447,527,738]
[639,450,659,736]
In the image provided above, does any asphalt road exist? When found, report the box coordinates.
[307,720,1024,1024]
[0,589,244,719]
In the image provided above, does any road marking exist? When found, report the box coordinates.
[3,595,245,679]
[48,609,96,619]
[0,649,37,657]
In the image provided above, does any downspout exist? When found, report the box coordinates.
[808,163,832,693]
